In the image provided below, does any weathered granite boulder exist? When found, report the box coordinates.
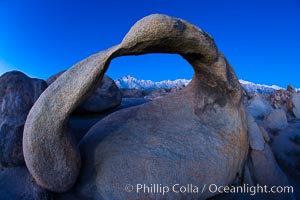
[246,113,265,151]
[46,70,65,85]
[247,93,272,119]
[243,113,294,200]
[0,71,47,167]
[263,108,288,131]
[75,75,121,114]
[23,14,248,199]
[47,71,121,114]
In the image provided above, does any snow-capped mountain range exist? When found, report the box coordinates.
[114,75,297,94]
[114,75,190,90]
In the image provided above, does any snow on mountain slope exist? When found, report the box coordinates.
[114,75,189,90]
[114,75,295,94]
[239,80,283,94]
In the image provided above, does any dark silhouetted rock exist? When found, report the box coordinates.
[120,88,147,98]
[23,14,248,200]
[0,164,51,200]
[0,71,47,167]
[270,121,300,199]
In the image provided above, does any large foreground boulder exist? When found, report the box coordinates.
[0,71,47,167]
[23,14,248,199]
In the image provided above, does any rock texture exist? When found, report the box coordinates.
[246,113,265,151]
[241,112,294,200]
[47,71,122,114]
[263,108,288,131]
[75,75,121,113]
[46,70,65,85]
[68,98,151,142]
[0,71,47,167]
[247,93,272,119]
[23,14,248,199]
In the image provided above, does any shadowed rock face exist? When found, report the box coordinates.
[23,14,248,199]
[0,71,47,167]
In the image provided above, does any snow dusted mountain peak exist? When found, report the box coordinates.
[114,75,190,90]
[239,79,283,94]
[114,75,295,94]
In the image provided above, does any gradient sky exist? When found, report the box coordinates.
[0,0,299,87]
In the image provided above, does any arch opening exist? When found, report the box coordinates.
[107,53,193,84]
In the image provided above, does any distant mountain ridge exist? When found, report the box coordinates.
[114,75,297,94]
[114,75,189,90]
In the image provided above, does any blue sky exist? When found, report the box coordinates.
[0,0,299,87]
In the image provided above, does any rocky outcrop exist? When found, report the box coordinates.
[23,14,248,200]
[0,71,47,167]
[47,71,122,114]
[243,112,293,200]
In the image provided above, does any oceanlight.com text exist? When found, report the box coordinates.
[124,183,294,196]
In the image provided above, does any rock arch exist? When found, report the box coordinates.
[23,14,248,199]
